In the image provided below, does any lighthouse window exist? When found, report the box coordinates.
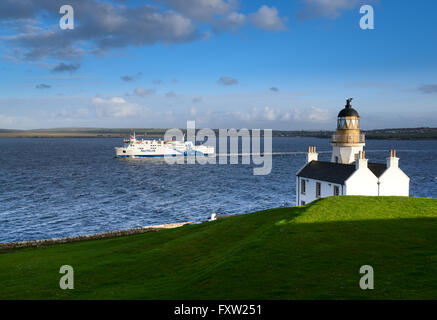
[301,179,306,195]
[333,185,340,196]
[316,182,321,198]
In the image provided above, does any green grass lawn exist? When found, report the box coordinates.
[1,196,437,299]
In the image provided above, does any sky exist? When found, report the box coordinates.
[0,0,436,130]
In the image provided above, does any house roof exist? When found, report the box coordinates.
[367,162,387,178]
[297,161,387,184]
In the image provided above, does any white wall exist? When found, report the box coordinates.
[296,177,344,205]
[331,145,363,164]
[295,156,410,206]
[379,167,410,196]
[344,167,379,196]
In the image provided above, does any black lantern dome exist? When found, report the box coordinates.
[338,98,359,117]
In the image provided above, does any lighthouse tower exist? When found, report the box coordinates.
[331,98,365,164]
[296,98,409,205]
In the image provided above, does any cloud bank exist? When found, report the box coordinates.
[1,0,288,62]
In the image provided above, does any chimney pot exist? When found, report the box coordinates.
[387,149,399,168]
[307,145,318,162]
[356,151,368,169]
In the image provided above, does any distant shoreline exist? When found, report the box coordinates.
[1,127,437,140]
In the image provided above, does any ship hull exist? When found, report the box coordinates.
[115,146,214,158]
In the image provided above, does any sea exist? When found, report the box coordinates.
[0,137,436,243]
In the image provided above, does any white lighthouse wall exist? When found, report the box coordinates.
[331,145,364,164]
[344,168,379,196]
[379,167,410,196]
[296,176,344,205]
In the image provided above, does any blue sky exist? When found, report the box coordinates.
[0,0,436,130]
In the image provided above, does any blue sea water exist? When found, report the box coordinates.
[0,137,436,243]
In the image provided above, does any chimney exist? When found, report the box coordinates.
[387,149,399,168]
[306,146,318,163]
[355,151,368,170]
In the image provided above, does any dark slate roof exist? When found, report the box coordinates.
[297,161,387,184]
[367,162,387,178]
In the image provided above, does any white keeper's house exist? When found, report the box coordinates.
[296,98,410,206]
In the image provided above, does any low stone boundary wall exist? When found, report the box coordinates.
[0,222,193,250]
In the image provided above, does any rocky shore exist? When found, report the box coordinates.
[0,222,193,250]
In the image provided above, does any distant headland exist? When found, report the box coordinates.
[1,127,437,140]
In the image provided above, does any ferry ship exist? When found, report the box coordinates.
[115,133,215,158]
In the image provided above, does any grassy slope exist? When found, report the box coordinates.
[1,196,437,299]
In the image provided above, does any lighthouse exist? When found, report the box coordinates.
[296,98,410,205]
[331,98,365,164]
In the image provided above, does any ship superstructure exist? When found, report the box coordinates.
[115,133,214,158]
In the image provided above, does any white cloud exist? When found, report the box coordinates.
[293,106,332,122]
[230,105,332,126]
[233,106,281,122]
[250,5,286,31]
[214,11,246,31]
[263,106,278,121]
[158,0,237,21]
[307,106,331,122]
[281,111,291,121]
[92,97,148,119]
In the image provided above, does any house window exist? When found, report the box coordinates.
[301,179,306,195]
[316,182,321,198]
[333,185,340,196]
[301,201,306,206]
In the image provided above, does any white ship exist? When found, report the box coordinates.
[115,133,215,158]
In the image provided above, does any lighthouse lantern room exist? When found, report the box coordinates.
[331,98,365,164]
